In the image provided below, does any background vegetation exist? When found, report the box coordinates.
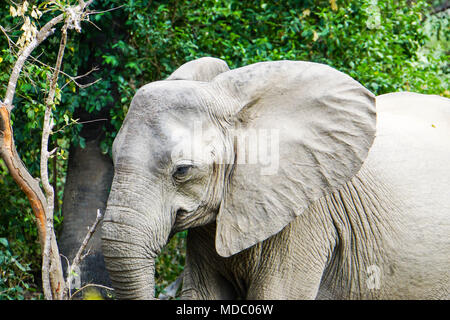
[0,0,448,299]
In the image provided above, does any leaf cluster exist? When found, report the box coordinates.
[0,237,40,299]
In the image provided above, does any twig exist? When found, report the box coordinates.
[0,25,14,51]
[61,76,101,90]
[89,5,125,15]
[158,271,184,300]
[70,284,114,300]
[27,54,100,90]
[83,4,126,31]
[72,209,104,272]
[53,118,108,134]
[85,19,102,31]
[80,0,95,15]
[60,254,70,273]
[64,209,104,299]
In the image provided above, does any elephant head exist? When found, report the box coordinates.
[101,57,376,299]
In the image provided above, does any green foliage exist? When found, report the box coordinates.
[80,0,447,156]
[155,231,187,297]
[421,7,449,76]
[0,237,40,299]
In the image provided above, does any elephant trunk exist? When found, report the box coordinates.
[101,176,171,299]
[102,216,156,299]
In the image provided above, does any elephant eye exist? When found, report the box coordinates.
[172,164,193,180]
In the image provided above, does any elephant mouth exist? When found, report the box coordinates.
[172,204,217,233]
[172,208,194,233]
[176,208,190,216]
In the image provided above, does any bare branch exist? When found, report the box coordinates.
[27,54,100,90]
[3,13,64,109]
[80,247,91,261]
[72,209,104,274]
[85,19,102,31]
[89,5,125,15]
[64,209,104,299]
[83,3,126,31]
[69,67,100,81]
[70,284,114,300]
[53,118,108,135]
[0,25,14,51]
[48,147,58,157]
[61,76,101,90]
[158,271,184,300]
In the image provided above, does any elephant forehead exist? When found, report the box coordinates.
[115,112,217,172]
[130,80,215,117]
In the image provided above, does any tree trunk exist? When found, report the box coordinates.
[59,137,113,294]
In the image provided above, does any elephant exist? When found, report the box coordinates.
[101,57,450,300]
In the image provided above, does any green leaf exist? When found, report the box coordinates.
[0,238,8,247]
[12,257,28,272]
[79,137,86,149]
[26,109,35,119]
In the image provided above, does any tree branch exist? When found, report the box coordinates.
[27,54,101,90]
[3,13,64,110]
[70,284,114,300]
[41,20,69,300]
[158,271,184,300]
[64,209,104,299]
[0,104,47,248]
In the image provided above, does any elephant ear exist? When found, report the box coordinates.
[166,57,230,81]
[213,61,376,257]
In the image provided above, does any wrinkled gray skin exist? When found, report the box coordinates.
[101,57,450,299]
